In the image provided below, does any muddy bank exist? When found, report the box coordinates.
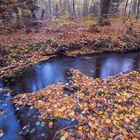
[12,69,140,139]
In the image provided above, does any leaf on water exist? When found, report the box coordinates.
[36,121,40,126]
[63,132,69,138]
[117,110,126,115]
[30,128,36,134]
[0,110,3,115]
[41,121,45,127]
[78,126,83,131]
[48,121,53,129]
[60,136,66,140]
[0,130,4,138]
[69,111,75,117]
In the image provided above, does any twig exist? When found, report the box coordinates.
[52,122,87,140]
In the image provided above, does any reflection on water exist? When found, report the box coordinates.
[0,90,21,140]
[0,81,3,88]
[6,52,140,94]
[0,52,140,140]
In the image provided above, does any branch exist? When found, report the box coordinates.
[52,122,87,140]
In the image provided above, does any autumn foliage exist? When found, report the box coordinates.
[13,69,140,139]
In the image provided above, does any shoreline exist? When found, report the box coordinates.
[12,69,140,139]
[1,41,140,79]
[1,20,140,79]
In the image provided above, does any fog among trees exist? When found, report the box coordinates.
[0,0,140,22]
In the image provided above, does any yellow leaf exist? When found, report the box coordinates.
[78,126,83,131]
[48,121,53,128]
[69,111,75,117]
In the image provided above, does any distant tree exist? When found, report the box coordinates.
[72,0,76,19]
[136,0,140,18]
[124,0,129,16]
[83,0,88,16]
[55,4,59,18]
[110,0,124,17]
[48,0,52,19]
[132,0,138,16]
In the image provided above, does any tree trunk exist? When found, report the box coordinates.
[136,0,140,18]
[83,0,88,16]
[48,0,52,19]
[41,9,45,19]
[100,0,112,19]
[72,0,76,19]
[124,0,129,16]
[132,0,137,16]
[98,0,112,25]
[129,0,133,16]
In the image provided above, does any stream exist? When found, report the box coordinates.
[0,52,140,140]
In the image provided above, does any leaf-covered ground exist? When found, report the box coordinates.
[0,19,140,78]
[13,69,140,139]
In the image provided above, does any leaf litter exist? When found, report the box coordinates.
[12,69,140,139]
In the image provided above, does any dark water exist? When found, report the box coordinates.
[0,52,140,140]
[5,52,140,94]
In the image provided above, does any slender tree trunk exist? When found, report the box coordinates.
[129,0,133,16]
[41,9,45,19]
[31,9,36,19]
[124,0,129,16]
[55,4,59,18]
[136,0,140,18]
[132,0,137,16]
[72,0,76,19]
[48,0,52,19]
[67,0,71,18]
[83,0,88,16]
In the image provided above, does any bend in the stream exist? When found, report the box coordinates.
[0,52,140,140]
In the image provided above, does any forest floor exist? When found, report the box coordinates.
[0,18,140,78]
[13,69,140,139]
[1,18,140,139]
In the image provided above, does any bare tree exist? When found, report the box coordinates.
[136,0,140,18]
[72,0,76,19]
[124,0,129,16]
[83,0,88,16]
[48,0,52,19]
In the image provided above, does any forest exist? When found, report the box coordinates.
[0,0,140,140]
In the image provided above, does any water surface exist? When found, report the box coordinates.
[6,52,140,94]
[0,52,140,140]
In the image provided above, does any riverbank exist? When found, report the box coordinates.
[0,19,140,78]
[12,69,140,139]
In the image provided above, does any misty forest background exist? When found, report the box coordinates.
[0,0,140,30]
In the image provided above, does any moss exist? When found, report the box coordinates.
[46,39,53,44]
[7,57,14,63]
[58,34,65,39]
[27,44,47,52]
[27,44,34,52]
[41,50,52,56]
